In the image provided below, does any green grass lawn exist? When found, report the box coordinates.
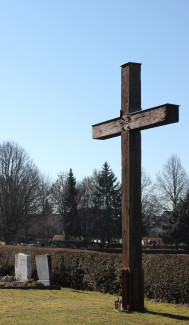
[0,288,188,325]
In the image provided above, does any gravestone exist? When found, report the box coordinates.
[15,253,32,281]
[35,254,53,286]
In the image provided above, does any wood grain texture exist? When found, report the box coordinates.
[121,63,142,271]
[122,130,142,269]
[121,62,141,114]
[92,104,179,140]
[121,63,143,310]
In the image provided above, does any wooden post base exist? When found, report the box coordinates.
[122,268,144,311]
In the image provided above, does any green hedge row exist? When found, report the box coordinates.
[143,254,189,304]
[0,246,188,304]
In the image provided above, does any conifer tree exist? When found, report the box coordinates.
[64,169,78,238]
[93,162,121,245]
[51,169,78,239]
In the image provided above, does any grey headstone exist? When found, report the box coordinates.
[35,254,53,286]
[15,253,32,281]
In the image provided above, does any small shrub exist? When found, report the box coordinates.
[24,280,44,287]
[0,275,16,282]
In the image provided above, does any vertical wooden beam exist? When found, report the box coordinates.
[121,62,143,310]
[121,62,141,114]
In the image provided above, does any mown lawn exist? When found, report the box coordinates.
[0,288,188,325]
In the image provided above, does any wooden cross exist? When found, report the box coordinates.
[92,62,179,311]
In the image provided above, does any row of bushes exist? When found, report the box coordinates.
[0,246,188,304]
[143,254,189,304]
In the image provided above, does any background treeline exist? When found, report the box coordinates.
[51,162,122,245]
[0,140,189,247]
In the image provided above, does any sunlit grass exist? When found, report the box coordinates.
[0,288,188,325]
[0,241,5,245]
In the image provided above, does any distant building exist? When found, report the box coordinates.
[15,213,63,243]
[142,211,172,247]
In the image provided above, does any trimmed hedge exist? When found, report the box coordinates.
[0,246,122,294]
[143,254,189,304]
[0,246,188,304]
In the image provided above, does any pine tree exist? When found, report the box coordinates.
[93,162,121,245]
[64,169,78,238]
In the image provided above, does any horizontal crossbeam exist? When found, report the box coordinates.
[92,103,179,140]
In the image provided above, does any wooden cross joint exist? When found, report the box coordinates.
[121,115,131,131]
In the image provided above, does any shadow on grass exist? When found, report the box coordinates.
[144,309,189,322]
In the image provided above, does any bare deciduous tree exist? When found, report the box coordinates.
[50,172,68,237]
[0,141,41,243]
[141,169,161,236]
[32,175,53,241]
[155,155,189,211]
[76,173,99,242]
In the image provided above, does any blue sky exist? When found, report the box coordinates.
[0,0,188,182]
